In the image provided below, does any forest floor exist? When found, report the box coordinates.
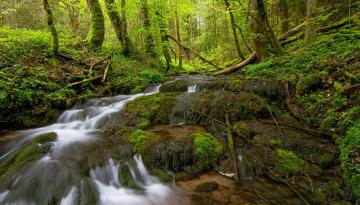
[0,19,359,203]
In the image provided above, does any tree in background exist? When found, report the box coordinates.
[305,0,317,44]
[249,0,283,60]
[43,0,59,54]
[87,0,105,49]
[141,0,157,57]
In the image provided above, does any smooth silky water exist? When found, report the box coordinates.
[0,84,185,205]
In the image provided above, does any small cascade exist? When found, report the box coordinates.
[187,84,199,93]
[90,156,179,205]
[0,84,181,205]
[237,153,254,182]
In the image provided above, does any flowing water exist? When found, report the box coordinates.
[0,84,184,205]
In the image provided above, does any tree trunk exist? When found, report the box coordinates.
[141,0,156,57]
[249,0,283,60]
[175,9,182,69]
[104,0,123,43]
[121,0,133,55]
[280,0,289,34]
[304,0,317,44]
[224,0,245,60]
[87,0,105,49]
[43,0,59,54]
[155,8,172,71]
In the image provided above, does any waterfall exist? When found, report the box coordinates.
[187,84,198,93]
[0,84,182,205]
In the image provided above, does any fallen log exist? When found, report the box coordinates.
[165,34,221,69]
[65,76,101,88]
[213,52,257,76]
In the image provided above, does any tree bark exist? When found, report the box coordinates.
[304,0,317,44]
[141,0,156,57]
[280,0,289,34]
[175,8,183,70]
[224,0,245,60]
[104,0,123,43]
[121,0,133,55]
[87,0,105,49]
[155,8,172,71]
[249,0,283,60]
[43,0,59,54]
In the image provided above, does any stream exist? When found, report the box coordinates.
[0,84,187,205]
[0,75,341,205]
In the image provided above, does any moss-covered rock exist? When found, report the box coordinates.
[275,149,305,175]
[0,144,50,182]
[193,132,224,169]
[296,73,324,96]
[339,121,360,200]
[31,132,57,145]
[128,130,161,154]
[233,122,255,139]
[159,80,189,93]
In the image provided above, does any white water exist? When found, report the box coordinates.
[0,84,183,205]
[187,84,198,93]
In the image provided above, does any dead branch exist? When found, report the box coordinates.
[165,34,221,69]
[89,53,113,76]
[65,76,101,88]
[101,56,112,84]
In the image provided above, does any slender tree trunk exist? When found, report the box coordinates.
[87,0,105,49]
[224,0,245,60]
[141,0,156,57]
[43,0,59,54]
[155,10,172,71]
[121,0,133,55]
[280,0,289,34]
[249,0,283,60]
[305,0,317,44]
[175,9,182,69]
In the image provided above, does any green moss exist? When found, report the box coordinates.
[128,130,161,154]
[192,132,224,169]
[0,144,50,181]
[296,73,323,96]
[31,132,57,145]
[233,122,255,139]
[339,121,360,199]
[124,93,177,122]
[87,0,105,48]
[149,168,172,182]
[275,149,304,175]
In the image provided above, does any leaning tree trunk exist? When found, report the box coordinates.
[155,9,172,71]
[249,0,283,60]
[141,0,157,57]
[87,0,105,49]
[43,0,59,54]
[104,0,123,44]
[224,0,245,60]
[304,0,317,44]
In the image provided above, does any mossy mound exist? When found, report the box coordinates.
[339,121,360,200]
[193,132,224,169]
[0,144,50,182]
[31,132,57,145]
[159,80,189,93]
[128,130,161,154]
[122,93,179,127]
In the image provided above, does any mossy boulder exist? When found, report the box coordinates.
[31,132,57,145]
[159,80,189,93]
[122,93,178,126]
[193,132,224,169]
[233,122,256,139]
[296,73,324,95]
[128,130,161,154]
[0,144,50,182]
[225,79,286,101]
[339,121,360,200]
